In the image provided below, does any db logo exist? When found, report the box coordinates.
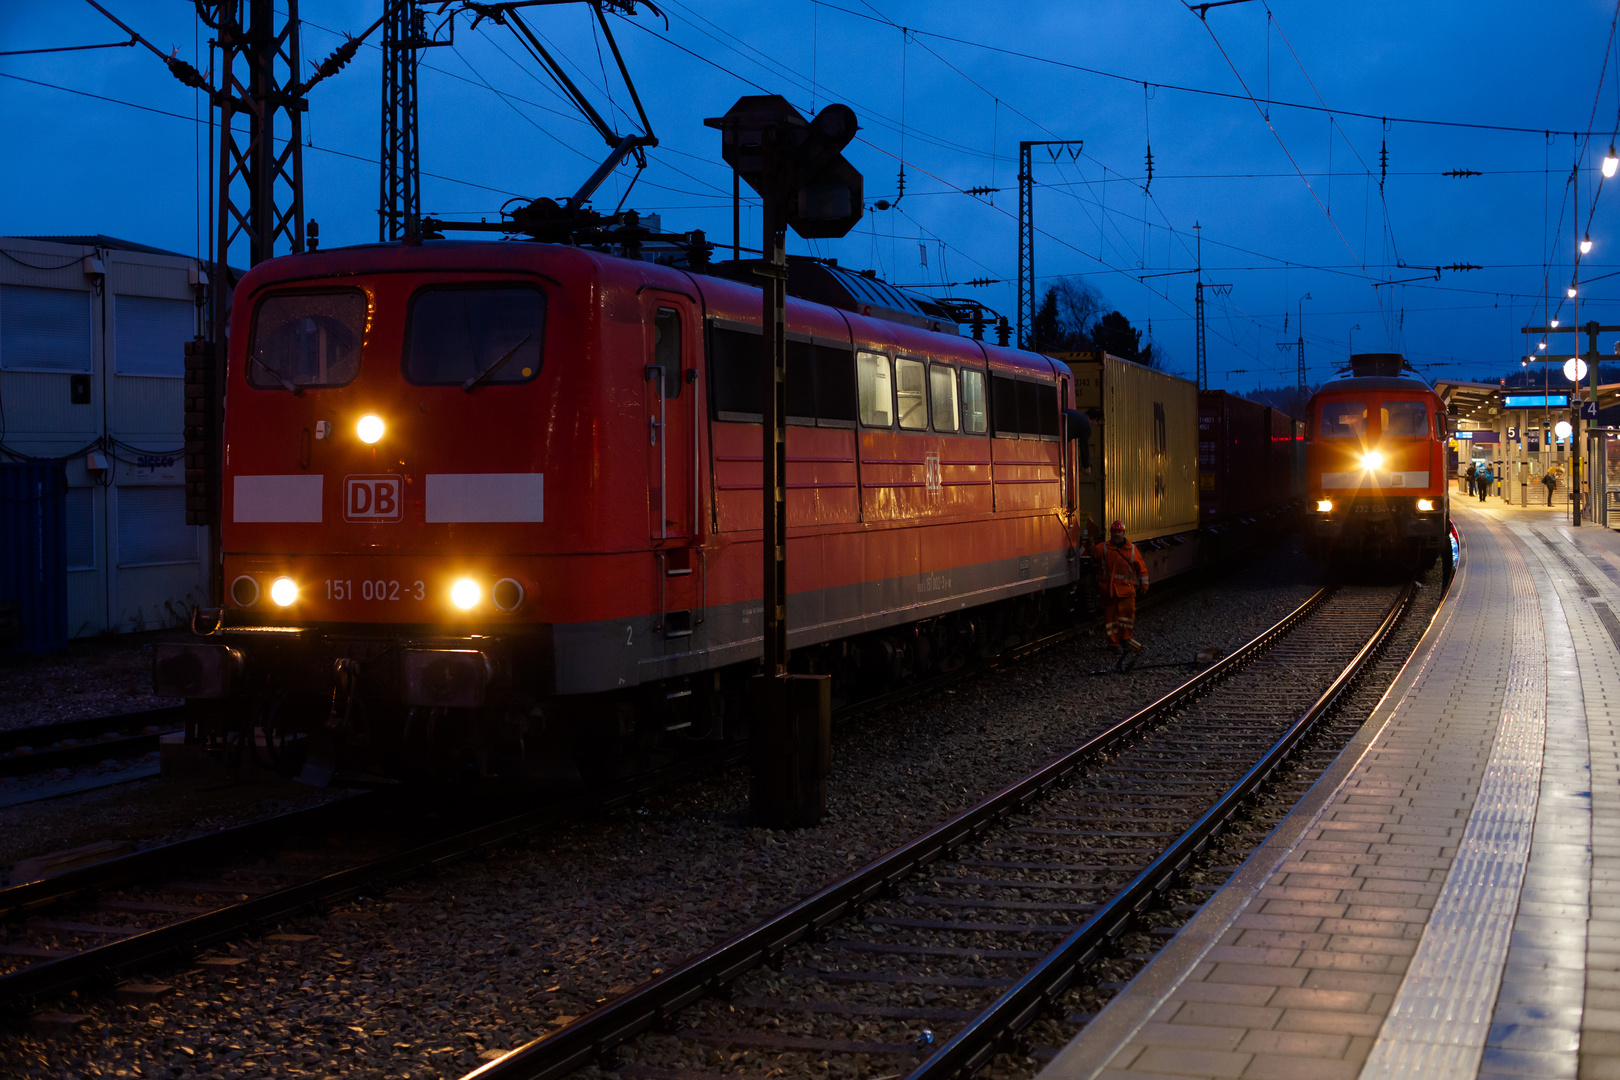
[924,451,942,497]
[344,475,403,522]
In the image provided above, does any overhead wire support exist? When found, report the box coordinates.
[457,1,659,210]
[1016,139,1084,349]
[380,0,452,241]
[1138,223,1227,389]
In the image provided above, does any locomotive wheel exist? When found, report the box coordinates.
[250,693,308,774]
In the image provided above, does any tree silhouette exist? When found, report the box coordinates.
[1090,310,1156,369]
[1031,279,1104,353]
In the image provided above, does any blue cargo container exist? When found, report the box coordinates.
[0,463,68,653]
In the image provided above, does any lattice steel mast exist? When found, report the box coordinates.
[1015,140,1083,349]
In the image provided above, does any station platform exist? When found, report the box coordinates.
[1040,500,1620,1079]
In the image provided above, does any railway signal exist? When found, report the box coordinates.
[706,95,863,828]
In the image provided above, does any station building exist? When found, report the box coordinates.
[0,235,208,643]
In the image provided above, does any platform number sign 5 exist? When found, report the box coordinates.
[344,475,403,523]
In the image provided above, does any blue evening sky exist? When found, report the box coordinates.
[3,1,1618,392]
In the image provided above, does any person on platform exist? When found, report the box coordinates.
[1466,462,1478,496]
[1477,462,1494,502]
[1093,520,1149,654]
[1543,467,1558,505]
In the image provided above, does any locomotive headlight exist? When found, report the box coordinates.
[1360,450,1384,470]
[450,578,481,610]
[269,576,299,607]
[356,414,386,444]
[1417,498,1435,512]
[1316,499,1334,513]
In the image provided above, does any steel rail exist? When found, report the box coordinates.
[0,744,746,1014]
[459,586,1335,1080]
[908,581,1414,1080]
[0,793,383,916]
[0,731,179,779]
[0,706,187,778]
[0,706,185,756]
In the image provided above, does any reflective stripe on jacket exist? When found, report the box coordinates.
[1093,540,1149,598]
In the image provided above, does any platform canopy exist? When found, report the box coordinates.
[1432,378,1620,428]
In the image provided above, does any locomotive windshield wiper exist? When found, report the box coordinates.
[461,333,533,393]
[250,355,301,395]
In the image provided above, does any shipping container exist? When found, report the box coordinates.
[0,462,68,653]
[1066,353,1199,542]
[1198,391,1272,522]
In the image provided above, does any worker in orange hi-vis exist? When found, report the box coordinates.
[1093,520,1149,653]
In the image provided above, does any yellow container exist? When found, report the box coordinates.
[1064,352,1200,542]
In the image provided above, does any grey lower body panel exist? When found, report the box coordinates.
[551,547,1078,695]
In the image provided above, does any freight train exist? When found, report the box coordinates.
[153,239,1301,780]
[1302,353,1452,573]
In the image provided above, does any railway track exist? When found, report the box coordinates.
[0,581,1121,1014]
[0,743,756,1015]
[459,581,1415,1080]
[0,541,1335,1036]
[0,706,184,780]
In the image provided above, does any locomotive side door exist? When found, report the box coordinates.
[642,292,699,636]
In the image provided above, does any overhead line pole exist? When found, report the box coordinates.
[380,1,421,241]
[1015,139,1083,349]
[380,1,451,241]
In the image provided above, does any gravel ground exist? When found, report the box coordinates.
[0,632,183,733]
[0,539,1328,1080]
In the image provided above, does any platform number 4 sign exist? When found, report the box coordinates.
[1581,400,1600,420]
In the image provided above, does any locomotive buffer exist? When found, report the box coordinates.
[706,96,863,828]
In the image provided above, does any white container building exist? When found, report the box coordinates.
[0,235,209,637]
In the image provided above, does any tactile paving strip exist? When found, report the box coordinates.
[1472,526,1592,1079]
[1359,523,1549,1078]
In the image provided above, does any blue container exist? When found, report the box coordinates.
[0,463,68,654]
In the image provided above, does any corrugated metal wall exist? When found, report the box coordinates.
[0,463,68,653]
[1067,353,1200,541]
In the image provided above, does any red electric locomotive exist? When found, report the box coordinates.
[155,240,1095,778]
[1302,353,1451,573]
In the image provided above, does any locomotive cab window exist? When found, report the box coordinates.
[961,369,988,434]
[248,290,367,389]
[930,364,959,433]
[1319,401,1368,438]
[404,285,545,387]
[1381,400,1428,438]
[857,351,894,427]
[895,358,928,430]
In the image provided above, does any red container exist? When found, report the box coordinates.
[1198,391,1275,522]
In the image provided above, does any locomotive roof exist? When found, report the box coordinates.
[232,238,1059,382]
[1314,375,1438,395]
[704,257,959,335]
